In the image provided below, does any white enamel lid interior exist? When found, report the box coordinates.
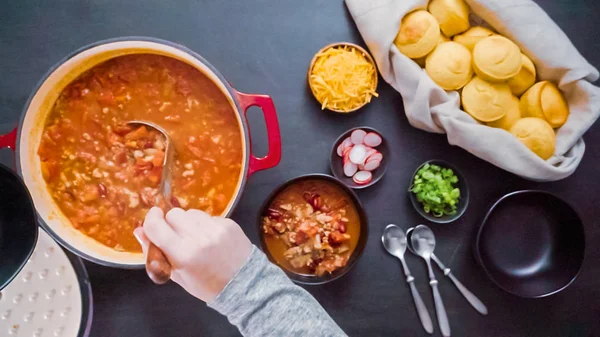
[0,229,85,337]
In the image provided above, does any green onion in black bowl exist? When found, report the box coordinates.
[408,160,469,224]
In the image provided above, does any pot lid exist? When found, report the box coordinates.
[0,229,92,336]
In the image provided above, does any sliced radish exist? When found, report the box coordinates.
[366,152,383,163]
[363,132,382,147]
[350,129,367,145]
[363,159,381,171]
[349,144,367,165]
[342,147,353,164]
[344,162,358,177]
[353,171,372,185]
[358,163,365,170]
[337,137,353,157]
[337,143,344,157]
[364,147,377,159]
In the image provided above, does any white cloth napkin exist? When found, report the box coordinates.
[345,0,600,181]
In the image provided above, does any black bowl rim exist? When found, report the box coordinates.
[257,173,369,285]
[329,126,389,190]
[475,189,586,298]
[0,163,39,290]
[408,159,470,224]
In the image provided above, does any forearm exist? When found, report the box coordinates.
[209,246,347,337]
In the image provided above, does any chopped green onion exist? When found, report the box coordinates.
[409,164,461,217]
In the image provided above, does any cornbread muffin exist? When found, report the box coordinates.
[520,81,569,128]
[415,34,450,67]
[461,76,513,122]
[473,36,522,82]
[487,94,521,130]
[507,54,536,96]
[425,42,473,90]
[510,117,556,160]
[395,10,441,59]
[428,0,471,37]
[453,26,495,51]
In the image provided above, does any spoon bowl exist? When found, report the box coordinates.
[411,225,437,259]
[382,224,408,258]
[126,120,175,201]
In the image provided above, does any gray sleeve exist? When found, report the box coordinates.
[208,246,348,337]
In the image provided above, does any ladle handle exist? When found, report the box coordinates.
[146,242,171,284]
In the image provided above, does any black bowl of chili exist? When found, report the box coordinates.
[257,174,368,285]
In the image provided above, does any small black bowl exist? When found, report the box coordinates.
[257,174,369,285]
[408,160,469,224]
[0,164,38,290]
[475,190,585,298]
[329,126,389,189]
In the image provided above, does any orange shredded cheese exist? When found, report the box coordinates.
[309,45,378,113]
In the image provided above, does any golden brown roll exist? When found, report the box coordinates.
[507,54,536,96]
[428,0,471,37]
[453,26,495,51]
[487,94,521,130]
[426,42,473,90]
[520,81,569,128]
[461,76,513,122]
[473,36,522,82]
[510,117,556,160]
[415,34,450,67]
[395,10,441,59]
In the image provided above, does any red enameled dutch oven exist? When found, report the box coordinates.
[0,37,282,268]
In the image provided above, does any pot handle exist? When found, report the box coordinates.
[0,127,17,151]
[235,91,282,176]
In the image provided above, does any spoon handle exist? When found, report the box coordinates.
[146,243,172,284]
[400,258,433,334]
[427,261,451,337]
[432,255,488,315]
[431,282,451,337]
[409,281,434,334]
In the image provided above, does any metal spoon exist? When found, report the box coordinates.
[382,224,434,334]
[411,225,451,337]
[127,121,175,285]
[407,227,488,315]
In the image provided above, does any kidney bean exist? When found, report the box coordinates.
[266,208,283,221]
[98,183,108,197]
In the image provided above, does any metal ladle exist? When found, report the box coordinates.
[381,224,434,334]
[407,227,488,315]
[127,121,174,285]
[411,225,451,337]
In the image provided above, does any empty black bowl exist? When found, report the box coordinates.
[329,126,389,189]
[0,164,38,290]
[257,174,369,285]
[475,190,585,298]
[408,160,469,224]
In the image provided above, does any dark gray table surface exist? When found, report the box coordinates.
[1,1,599,336]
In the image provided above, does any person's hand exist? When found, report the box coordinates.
[133,207,253,303]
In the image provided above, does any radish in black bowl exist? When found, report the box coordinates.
[330,127,389,189]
